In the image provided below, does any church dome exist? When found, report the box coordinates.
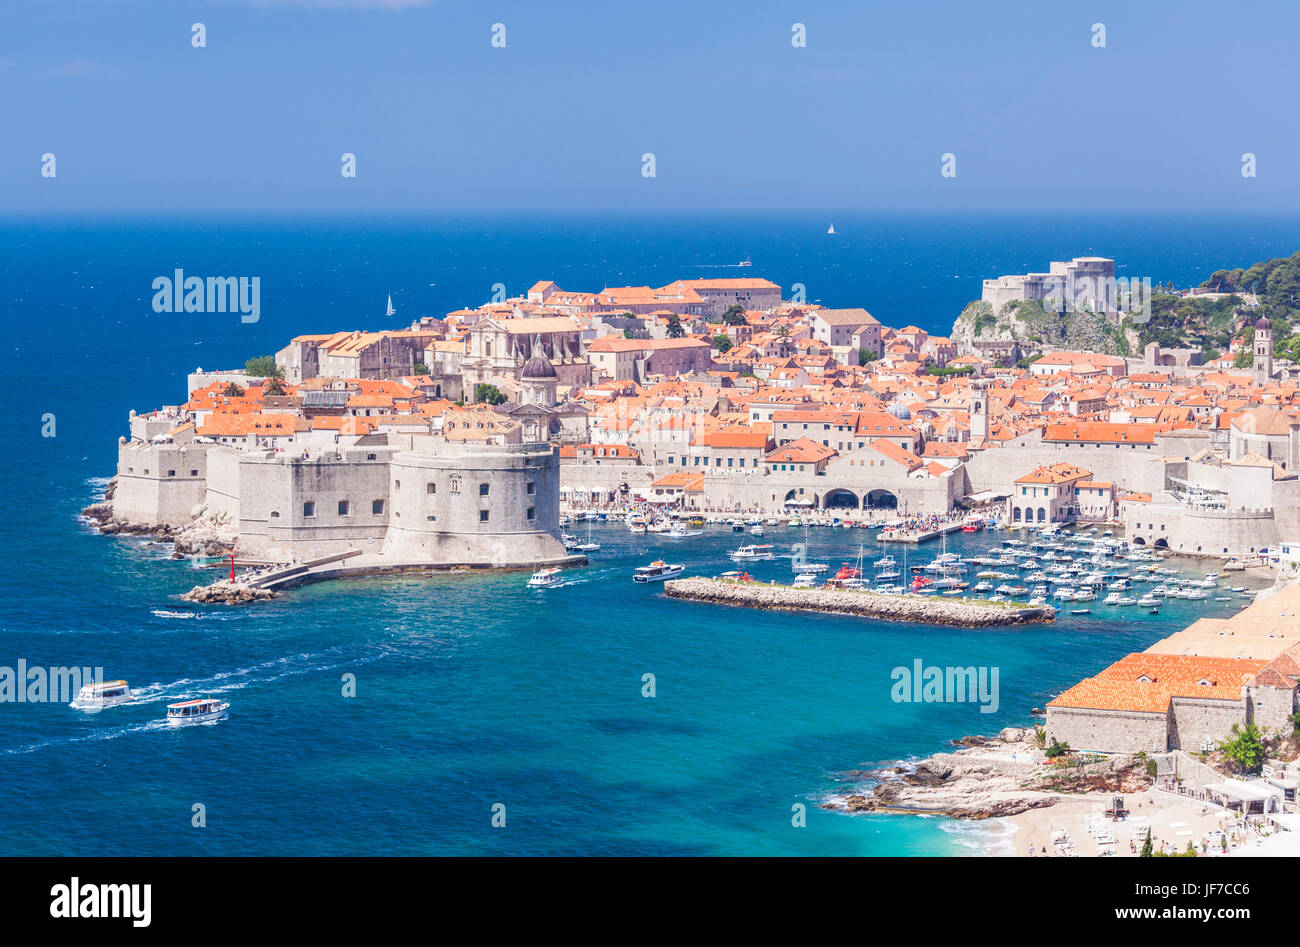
[886,402,912,419]
[522,354,557,380]
[1256,315,1272,330]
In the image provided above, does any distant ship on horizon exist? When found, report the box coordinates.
[386,294,395,316]
[737,257,752,267]
[827,224,836,235]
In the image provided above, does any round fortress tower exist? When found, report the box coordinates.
[381,441,567,566]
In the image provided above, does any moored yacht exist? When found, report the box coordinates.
[729,543,775,561]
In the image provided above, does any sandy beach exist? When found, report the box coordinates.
[1001,787,1282,857]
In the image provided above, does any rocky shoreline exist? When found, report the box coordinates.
[81,478,237,558]
[663,578,1056,627]
[822,727,1151,820]
[180,581,277,605]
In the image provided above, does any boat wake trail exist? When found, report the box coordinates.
[3,645,396,757]
[1,719,172,756]
[132,644,393,703]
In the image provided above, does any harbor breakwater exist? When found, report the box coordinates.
[663,578,1056,627]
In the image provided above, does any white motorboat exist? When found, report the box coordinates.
[1137,594,1160,607]
[71,680,133,711]
[527,567,563,588]
[633,560,684,583]
[749,525,765,537]
[792,572,818,589]
[627,516,648,534]
[166,697,229,726]
[730,544,775,561]
[1103,592,1122,605]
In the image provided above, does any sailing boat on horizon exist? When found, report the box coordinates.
[386,294,396,316]
[827,223,836,235]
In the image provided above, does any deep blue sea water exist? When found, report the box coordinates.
[0,212,1293,855]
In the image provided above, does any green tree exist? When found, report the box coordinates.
[623,328,636,339]
[1233,348,1253,369]
[1217,722,1265,774]
[712,334,733,353]
[666,314,685,339]
[223,383,246,398]
[263,376,286,397]
[1045,737,1070,759]
[720,304,747,326]
[413,362,431,375]
[773,323,790,338]
[475,383,507,406]
[244,355,283,379]
[1140,829,1153,858]
[858,348,879,366]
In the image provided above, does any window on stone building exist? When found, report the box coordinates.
[527,507,535,521]
[338,500,350,516]
[526,482,535,495]
[373,500,384,515]
[479,510,490,522]
[303,501,316,518]
[427,482,436,494]
[479,483,490,496]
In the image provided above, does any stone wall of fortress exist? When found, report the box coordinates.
[203,448,243,522]
[235,448,394,561]
[1046,707,1171,754]
[113,440,211,526]
[962,430,1180,498]
[382,440,566,565]
[1246,685,1297,736]
[1168,696,1248,752]
[1122,504,1278,558]
[108,429,567,567]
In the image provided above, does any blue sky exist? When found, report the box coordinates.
[1,0,1295,212]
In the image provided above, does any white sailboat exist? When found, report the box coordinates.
[827,224,836,235]
[386,294,396,316]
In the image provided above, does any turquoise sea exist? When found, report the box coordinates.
[0,213,1293,855]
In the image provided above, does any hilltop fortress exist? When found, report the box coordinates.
[86,267,1300,571]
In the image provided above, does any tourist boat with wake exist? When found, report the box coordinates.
[527,567,564,588]
[166,697,229,726]
[729,543,774,561]
[71,680,133,710]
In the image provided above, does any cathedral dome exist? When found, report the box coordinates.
[522,353,557,380]
[886,402,912,420]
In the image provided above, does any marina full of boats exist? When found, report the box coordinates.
[542,512,1266,618]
